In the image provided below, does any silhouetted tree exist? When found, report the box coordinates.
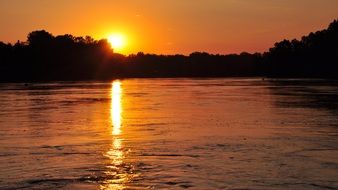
[27,30,54,47]
[264,19,338,77]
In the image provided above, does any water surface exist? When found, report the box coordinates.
[1,79,338,189]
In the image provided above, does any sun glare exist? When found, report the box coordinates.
[108,34,126,52]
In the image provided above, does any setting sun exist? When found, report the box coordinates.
[107,34,126,52]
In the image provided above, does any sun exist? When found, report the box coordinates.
[107,34,126,52]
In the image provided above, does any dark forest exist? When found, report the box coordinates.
[0,20,337,82]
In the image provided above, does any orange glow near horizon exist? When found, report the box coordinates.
[1,1,338,55]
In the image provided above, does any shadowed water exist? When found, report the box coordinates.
[0,79,338,190]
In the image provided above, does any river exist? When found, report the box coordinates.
[1,79,338,189]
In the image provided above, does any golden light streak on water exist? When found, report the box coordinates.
[111,81,122,135]
[101,80,128,190]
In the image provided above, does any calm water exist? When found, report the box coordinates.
[1,79,338,190]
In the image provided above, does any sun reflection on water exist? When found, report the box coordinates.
[111,81,122,135]
[101,80,132,190]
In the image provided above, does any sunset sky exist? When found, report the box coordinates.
[0,0,338,55]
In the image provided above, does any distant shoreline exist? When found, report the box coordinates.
[2,77,338,84]
[1,19,337,82]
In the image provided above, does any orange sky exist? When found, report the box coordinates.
[0,0,338,55]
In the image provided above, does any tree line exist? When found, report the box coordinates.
[263,19,338,78]
[0,19,337,82]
